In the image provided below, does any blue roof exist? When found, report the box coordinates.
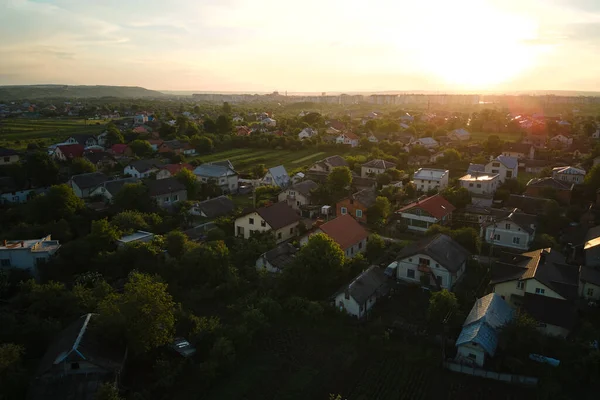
[456,293,513,357]
[467,163,485,174]
[496,155,518,169]
[266,165,290,188]
[193,164,235,178]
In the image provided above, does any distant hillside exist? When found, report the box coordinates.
[0,85,165,100]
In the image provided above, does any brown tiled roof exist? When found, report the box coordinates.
[397,194,455,220]
[319,214,368,250]
[256,201,301,230]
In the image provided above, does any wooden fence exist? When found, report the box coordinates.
[443,361,538,387]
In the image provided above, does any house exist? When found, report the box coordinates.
[278,180,318,210]
[146,177,188,207]
[352,176,377,191]
[459,172,500,198]
[525,177,573,204]
[83,151,117,169]
[333,266,389,318]
[336,188,376,223]
[0,235,60,274]
[66,134,98,147]
[0,147,19,165]
[132,126,149,134]
[552,166,586,184]
[193,161,238,193]
[262,117,277,127]
[234,201,301,243]
[501,143,535,160]
[190,195,235,219]
[550,134,573,147]
[148,139,164,151]
[29,313,126,400]
[263,165,290,188]
[485,155,518,182]
[412,137,439,148]
[570,142,592,159]
[68,172,109,198]
[298,127,318,140]
[448,128,470,141]
[467,163,485,174]
[506,194,554,215]
[159,140,196,156]
[361,159,397,178]
[387,234,470,289]
[481,208,537,250]
[236,126,251,136]
[255,243,298,273]
[412,168,450,192]
[367,133,379,143]
[455,293,514,367]
[396,194,455,232]
[336,132,360,147]
[116,230,155,247]
[523,159,551,174]
[53,144,85,161]
[301,214,369,258]
[407,155,431,167]
[109,144,132,157]
[0,185,49,204]
[308,155,348,173]
[134,114,148,125]
[579,265,600,301]
[124,159,169,179]
[89,177,140,203]
[491,248,578,337]
[162,163,193,176]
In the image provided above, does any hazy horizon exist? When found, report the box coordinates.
[1,0,599,93]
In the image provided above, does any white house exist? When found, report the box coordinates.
[68,172,109,198]
[550,134,573,147]
[395,194,455,232]
[88,177,140,203]
[234,201,301,243]
[481,209,537,251]
[255,243,297,273]
[124,159,169,179]
[367,133,379,143]
[412,168,449,192]
[360,159,397,178]
[412,137,439,148]
[277,180,318,210]
[336,132,360,147]
[448,128,470,141]
[0,235,61,273]
[502,143,535,160]
[193,160,239,194]
[552,166,586,184]
[386,234,470,290]
[298,127,318,140]
[262,117,277,127]
[334,266,389,318]
[455,293,514,367]
[485,155,518,182]
[263,165,290,188]
[459,173,500,196]
[300,215,369,259]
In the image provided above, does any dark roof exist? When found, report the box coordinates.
[71,172,109,190]
[397,194,455,220]
[263,243,297,270]
[352,176,377,189]
[319,214,369,250]
[491,248,579,299]
[146,177,186,197]
[483,208,537,235]
[506,194,554,214]
[162,139,190,150]
[362,159,396,169]
[581,266,600,286]
[526,177,573,190]
[256,201,301,230]
[195,195,235,219]
[324,155,348,168]
[0,147,18,157]
[350,188,377,207]
[523,293,576,330]
[84,151,115,165]
[96,177,140,195]
[523,159,552,168]
[395,234,471,273]
[210,159,236,171]
[338,266,389,305]
[129,158,164,173]
[69,134,96,145]
[290,180,318,197]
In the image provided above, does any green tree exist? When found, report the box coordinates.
[532,233,558,249]
[203,117,217,133]
[427,289,459,330]
[585,164,600,193]
[282,233,346,299]
[451,227,481,254]
[89,218,121,252]
[498,313,540,358]
[165,230,190,259]
[327,166,353,192]
[0,343,26,400]
[193,136,214,154]
[222,102,232,114]
[251,163,267,179]
[215,115,233,134]
[105,124,124,147]
[26,152,60,187]
[113,183,154,212]
[367,196,391,223]
[71,157,96,174]
[179,241,234,288]
[176,168,199,199]
[98,272,175,354]
[366,234,386,262]
[176,115,189,135]
[30,184,84,223]
[439,187,471,209]
[110,210,161,233]
[94,383,123,400]
[129,140,153,157]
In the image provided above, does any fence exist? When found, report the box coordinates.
[443,361,538,387]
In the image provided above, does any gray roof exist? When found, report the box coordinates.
[526,177,573,190]
[263,243,298,270]
[495,155,518,169]
[324,155,348,168]
[290,180,318,197]
[195,195,235,219]
[255,201,300,230]
[0,147,18,157]
[396,234,471,273]
[266,165,290,188]
[210,159,236,171]
[146,177,187,197]
[339,266,389,305]
[71,172,109,190]
[362,159,396,169]
[84,151,115,165]
[129,158,164,173]
[351,188,377,207]
[96,177,140,196]
[194,163,236,178]
[456,293,513,357]
[467,163,485,174]
[506,194,554,214]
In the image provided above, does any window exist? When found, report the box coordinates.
[493,234,500,241]
[277,232,282,240]
[173,195,179,201]
[492,169,499,174]
[164,196,169,202]
[289,191,295,195]
[492,162,500,167]
[407,269,415,278]
[419,258,430,266]
[469,183,473,187]
[260,220,266,227]
[350,199,354,205]
[467,353,477,360]
[587,288,594,297]
[0,259,10,267]
[436,276,443,286]
[535,288,545,295]
[290,227,294,234]
[358,241,363,249]
[296,201,301,206]
[3,157,9,163]
[341,207,347,215]
[356,209,363,218]
[506,171,513,178]
[237,226,244,236]
[435,263,439,268]
[350,247,354,255]
[408,258,412,262]
[513,237,520,244]
[505,223,511,229]
[476,184,481,188]
[345,291,350,300]
[249,218,254,225]
[517,281,525,290]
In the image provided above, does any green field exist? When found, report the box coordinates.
[195,148,360,173]
[0,118,106,148]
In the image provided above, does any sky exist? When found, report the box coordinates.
[1,0,599,93]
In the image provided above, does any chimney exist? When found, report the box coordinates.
[21,241,24,247]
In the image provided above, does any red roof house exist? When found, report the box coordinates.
[301,214,369,258]
[54,144,84,161]
[396,194,455,232]
[162,163,193,176]
[110,144,132,156]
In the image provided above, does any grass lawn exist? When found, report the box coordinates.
[0,118,107,149]
[195,147,361,173]
[470,131,523,143]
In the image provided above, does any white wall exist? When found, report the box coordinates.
[277,190,310,210]
[235,213,297,243]
[553,172,584,184]
[361,166,386,178]
[483,220,532,250]
[485,161,518,182]
[343,238,367,258]
[393,254,464,290]
[460,177,499,195]
[456,344,486,367]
